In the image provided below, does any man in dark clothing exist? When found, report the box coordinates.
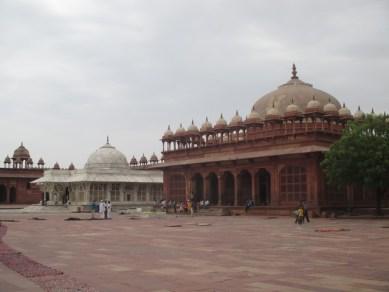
[303,201,310,223]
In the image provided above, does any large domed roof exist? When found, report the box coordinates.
[252,65,341,118]
[85,139,129,170]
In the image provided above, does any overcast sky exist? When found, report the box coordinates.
[0,0,388,168]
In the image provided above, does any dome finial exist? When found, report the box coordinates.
[291,63,298,79]
[106,136,110,144]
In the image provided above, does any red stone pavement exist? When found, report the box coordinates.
[1,213,389,292]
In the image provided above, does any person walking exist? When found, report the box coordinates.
[99,200,105,219]
[188,200,193,216]
[107,201,112,219]
[104,200,108,219]
[303,201,310,223]
[297,205,304,225]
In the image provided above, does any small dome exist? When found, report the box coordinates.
[13,142,30,161]
[187,120,199,133]
[4,155,11,164]
[245,107,262,124]
[38,158,45,165]
[85,141,129,170]
[200,117,213,132]
[214,114,227,130]
[285,99,302,117]
[53,162,60,170]
[139,154,148,165]
[339,103,352,118]
[265,103,281,120]
[163,125,174,139]
[150,153,158,163]
[26,157,33,165]
[129,156,138,166]
[175,123,186,136]
[354,106,364,120]
[229,110,243,127]
[323,98,339,116]
[370,108,376,117]
[306,96,322,113]
[68,163,75,170]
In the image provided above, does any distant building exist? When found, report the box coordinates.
[154,65,388,215]
[0,143,45,204]
[33,139,163,208]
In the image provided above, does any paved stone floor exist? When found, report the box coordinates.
[1,212,389,291]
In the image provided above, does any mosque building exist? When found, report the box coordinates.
[0,143,45,204]
[155,65,388,215]
[33,139,163,208]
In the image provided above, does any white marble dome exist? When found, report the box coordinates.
[85,141,129,170]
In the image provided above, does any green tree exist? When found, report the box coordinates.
[321,114,389,215]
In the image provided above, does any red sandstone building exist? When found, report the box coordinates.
[0,143,45,204]
[156,65,387,215]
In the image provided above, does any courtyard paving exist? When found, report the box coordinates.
[1,212,389,292]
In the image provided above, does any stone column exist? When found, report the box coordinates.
[217,174,222,206]
[106,183,111,201]
[234,172,238,206]
[270,166,279,207]
[146,184,151,202]
[201,174,208,201]
[84,183,89,203]
[185,173,192,200]
[5,186,9,204]
[134,184,139,202]
[250,171,256,204]
[120,183,125,202]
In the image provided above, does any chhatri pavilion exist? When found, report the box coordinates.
[33,139,163,208]
[154,65,387,215]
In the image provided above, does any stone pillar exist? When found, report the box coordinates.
[234,172,238,206]
[250,171,256,204]
[5,186,9,203]
[106,183,111,201]
[134,184,139,201]
[270,166,279,207]
[85,183,90,203]
[203,175,207,201]
[217,174,222,206]
[187,175,192,200]
[120,183,125,202]
[146,184,151,202]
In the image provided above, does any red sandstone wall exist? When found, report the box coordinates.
[0,168,43,204]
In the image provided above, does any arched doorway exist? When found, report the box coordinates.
[222,171,234,206]
[9,187,16,203]
[256,169,271,205]
[238,170,252,205]
[191,173,204,203]
[0,185,7,203]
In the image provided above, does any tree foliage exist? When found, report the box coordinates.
[321,114,389,214]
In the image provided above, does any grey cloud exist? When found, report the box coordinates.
[0,0,388,167]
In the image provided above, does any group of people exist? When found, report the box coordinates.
[98,200,112,219]
[295,201,310,224]
[159,199,210,215]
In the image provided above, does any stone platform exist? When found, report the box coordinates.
[1,212,389,291]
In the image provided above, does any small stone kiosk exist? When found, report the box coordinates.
[33,139,163,210]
